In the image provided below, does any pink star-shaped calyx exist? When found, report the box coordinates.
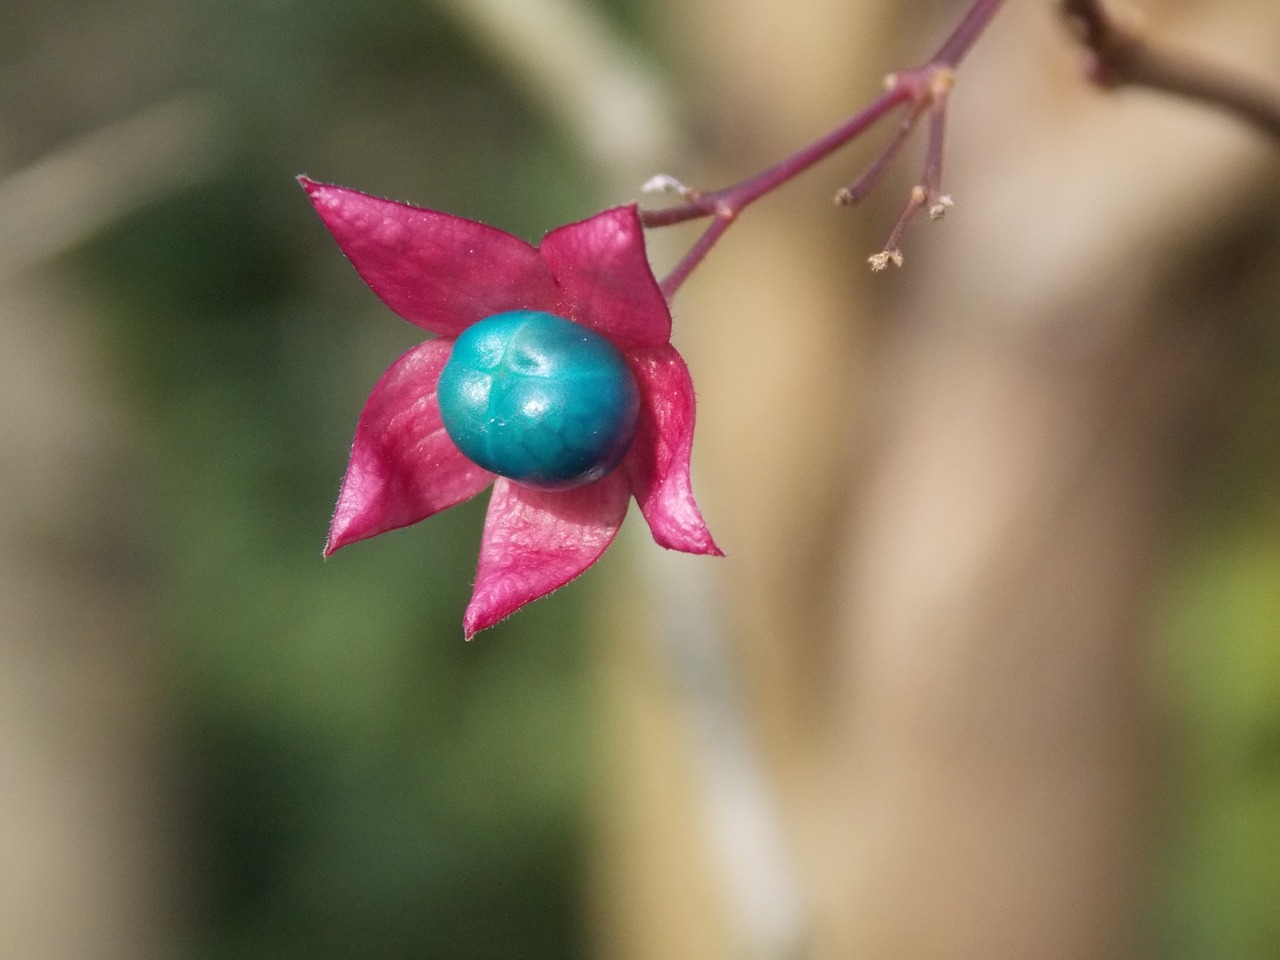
[301,177,721,638]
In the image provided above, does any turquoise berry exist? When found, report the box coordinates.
[437,310,641,490]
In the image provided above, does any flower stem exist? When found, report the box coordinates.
[931,0,1008,68]
[660,211,733,301]
[641,86,911,230]
[642,0,1008,296]
[835,102,928,207]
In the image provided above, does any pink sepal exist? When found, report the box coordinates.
[326,340,493,555]
[539,205,672,350]
[464,472,630,638]
[300,178,558,337]
[624,345,722,556]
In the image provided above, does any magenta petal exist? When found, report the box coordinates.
[463,473,630,638]
[538,205,672,350]
[327,339,493,555]
[301,177,559,337]
[624,345,722,556]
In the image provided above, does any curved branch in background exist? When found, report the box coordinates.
[0,95,225,282]
[433,0,677,181]
[1060,0,1280,142]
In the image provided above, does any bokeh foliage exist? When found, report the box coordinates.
[1154,226,1280,960]
[46,0,631,956]
[3,0,1278,957]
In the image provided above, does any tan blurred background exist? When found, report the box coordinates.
[2,1,1278,958]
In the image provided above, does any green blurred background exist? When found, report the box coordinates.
[1,0,1277,958]
[4,0,612,957]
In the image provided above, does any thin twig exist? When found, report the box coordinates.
[866,68,956,269]
[835,102,928,207]
[660,212,734,301]
[640,85,912,229]
[641,0,1008,294]
[1061,0,1280,142]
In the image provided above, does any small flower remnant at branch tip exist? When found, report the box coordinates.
[642,173,700,201]
[868,249,904,271]
[929,195,955,220]
[299,176,721,639]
